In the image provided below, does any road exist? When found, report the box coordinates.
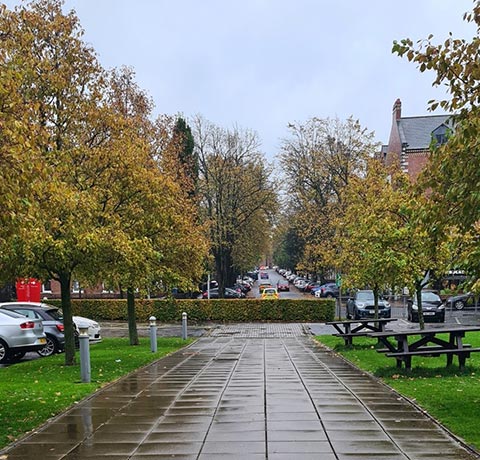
[254,269,303,299]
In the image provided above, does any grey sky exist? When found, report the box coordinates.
[6,0,477,157]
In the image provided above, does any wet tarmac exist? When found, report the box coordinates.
[2,323,479,459]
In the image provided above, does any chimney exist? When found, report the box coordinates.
[393,98,402,120]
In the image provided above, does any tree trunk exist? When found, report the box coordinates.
[127,287,139,345]
[59,272,76,366]
[415,281,425,330]
[373,284,379,320]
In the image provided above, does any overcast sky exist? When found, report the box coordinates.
[6,0,477,158]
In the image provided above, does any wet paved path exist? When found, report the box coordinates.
[2,324,478,459]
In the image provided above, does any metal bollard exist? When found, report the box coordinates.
[149,316,157,353]
[182,312,188,340]
[79,326,91,383]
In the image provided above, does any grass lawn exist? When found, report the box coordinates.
[0,337,193,449]
[316,334,480,451]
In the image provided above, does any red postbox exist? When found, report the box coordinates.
[15,278,42,302]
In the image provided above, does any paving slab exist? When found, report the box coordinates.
[1,323,479,459]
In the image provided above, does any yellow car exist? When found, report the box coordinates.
[261,288,279,300]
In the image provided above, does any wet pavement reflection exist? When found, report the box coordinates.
[1,325,478,459]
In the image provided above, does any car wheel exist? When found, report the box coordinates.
[37,335,58,357]
[10,351,26,362]
[0,339,11,364]
[326,293,334,298]
[453,300,465,310]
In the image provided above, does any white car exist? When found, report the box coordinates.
[73,315,102,343]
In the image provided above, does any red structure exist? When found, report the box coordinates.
[15,278,41,302]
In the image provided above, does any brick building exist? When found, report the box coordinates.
[382,98,453,181]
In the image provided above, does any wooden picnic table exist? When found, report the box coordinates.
[367,326,480,370]
[326,318,397,346]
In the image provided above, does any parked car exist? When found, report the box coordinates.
[259,283,273,294]
[0,302,102,353]
[277,281,290,292]
[261,288,279,300]
[201,288,242,299]
[294,278,309,290]
[314,283,340,298]
[446,292,478,310]
[304,282,321,294]
[346,290,391,319]
[407,291,445,323]
[0,309,46,364]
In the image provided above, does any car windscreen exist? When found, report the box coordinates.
[356,291,374,301]
[44,308,63,321]
[421,292,441,302]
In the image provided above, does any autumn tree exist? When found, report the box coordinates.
[192,116,277,294]
[279,116,377,276]
[0,0,114,365]
[393,1,480,292]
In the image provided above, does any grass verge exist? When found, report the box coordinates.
[0,337,193,449]
[316,334,480,451]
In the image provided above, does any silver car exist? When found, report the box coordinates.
[0,309,46,363]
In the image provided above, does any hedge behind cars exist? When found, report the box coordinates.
[48,298,335,323]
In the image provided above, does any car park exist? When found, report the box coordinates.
[0,309,46,363]
[446,292,478,310]
[346,290,391,319]
[407,291,445,323]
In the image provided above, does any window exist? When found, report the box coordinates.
[72,280,82,293]
[42,280,52,293]
[432,124,449,146]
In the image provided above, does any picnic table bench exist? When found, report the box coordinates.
[367,326,480,370]
[326,318,397,346]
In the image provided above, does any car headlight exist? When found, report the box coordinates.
[357,303,365,308]
[438,304,445,310]
[411,304,418,310]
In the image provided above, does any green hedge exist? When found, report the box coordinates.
[48,298,335,323]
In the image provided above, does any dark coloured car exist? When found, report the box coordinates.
[314,283,339,298]
[407,291,445,323]
[446,292,478,310]
[201,288,243,299]
[346,290,391,319]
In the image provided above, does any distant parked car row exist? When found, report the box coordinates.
[0,301,101,364]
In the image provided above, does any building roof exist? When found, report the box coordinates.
[398,115,452,150]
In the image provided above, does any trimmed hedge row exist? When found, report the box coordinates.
[48,298,335,323]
